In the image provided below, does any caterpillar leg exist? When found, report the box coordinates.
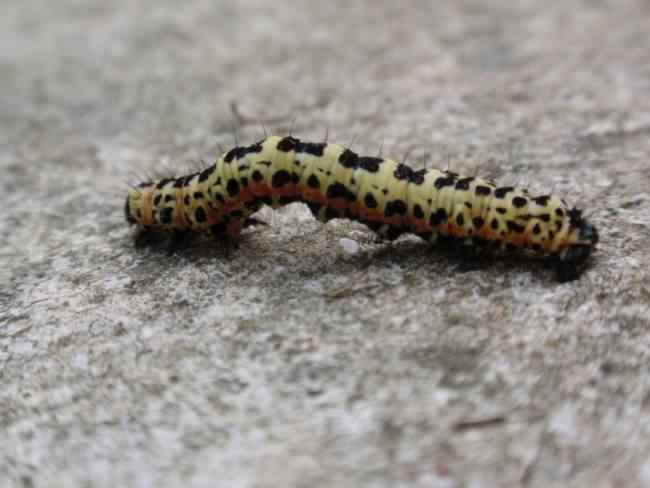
[133,228,166,248]
[376,224,404,242]
[449,237,489,273]
[555,260,580,283]
[132,228,194,255]
[242,216,268,229]
[167,230,195,255]
[554,244,594,282]
[209,222,240,258]
[363,221,403,243]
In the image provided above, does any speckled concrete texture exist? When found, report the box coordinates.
[2,1,650,487]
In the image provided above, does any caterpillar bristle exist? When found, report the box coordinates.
[288,116,297,137]
[400,147,415,166]
[347,133,359,150]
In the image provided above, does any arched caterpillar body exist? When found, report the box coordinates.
[125,135,598,281]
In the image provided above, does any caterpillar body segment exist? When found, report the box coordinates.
[125,135,598,281]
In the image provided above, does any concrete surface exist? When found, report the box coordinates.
[2,0,650,486]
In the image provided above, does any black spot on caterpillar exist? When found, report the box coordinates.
[125,135,598,281]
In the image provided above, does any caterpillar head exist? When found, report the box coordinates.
[556,207,598,281]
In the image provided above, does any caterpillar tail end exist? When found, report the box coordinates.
[125,194,137,225]
[555,209,599,282]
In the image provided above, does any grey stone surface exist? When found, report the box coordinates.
[2,0,650,486]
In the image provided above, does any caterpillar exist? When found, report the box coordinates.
[124,135,598,281]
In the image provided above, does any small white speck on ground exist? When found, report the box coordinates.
[339,237,360,255]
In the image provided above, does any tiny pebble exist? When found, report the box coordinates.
[339,238,360,255]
